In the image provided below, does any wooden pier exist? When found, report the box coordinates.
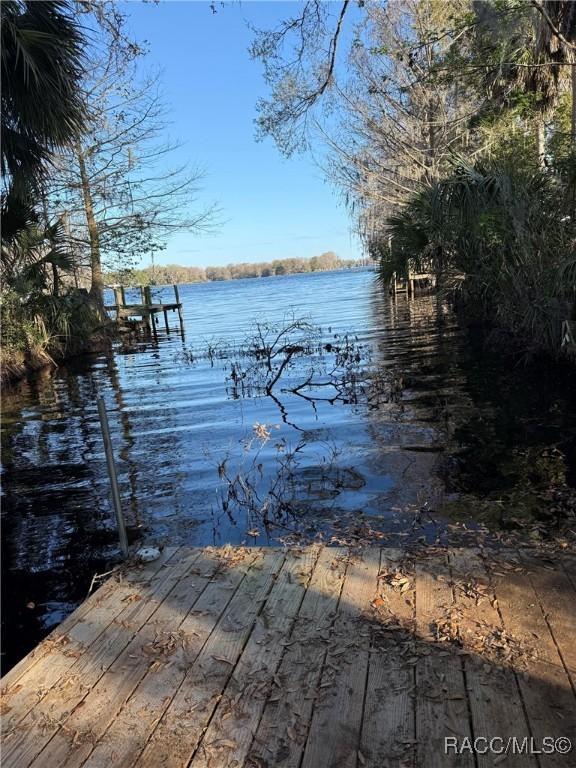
[391,269,435,297]
[107,285,184,335]
[1,545,575,767]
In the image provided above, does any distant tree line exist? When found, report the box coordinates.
[106,251,365,285]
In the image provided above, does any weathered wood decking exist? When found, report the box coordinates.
[2,546,575,767]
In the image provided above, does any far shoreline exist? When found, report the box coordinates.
[106,262,376,289]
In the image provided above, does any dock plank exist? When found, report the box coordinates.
[301,549,380,768]
[359,549,416,768]
[246,547,348,768]
[517,550,576,680]
[3,548,195,768]
[1,547,180,742]
[485,551,576,768]
[30,547,247,768]
[134,549,285,768]
[73,547,259,768]
[414,554,474,768]
[1,548,180,692]
[449,549,535,768]
[188,546,320,768]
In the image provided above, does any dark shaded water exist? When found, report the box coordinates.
[2,269,575,672]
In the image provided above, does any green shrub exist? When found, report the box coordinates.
[377,159,576,358]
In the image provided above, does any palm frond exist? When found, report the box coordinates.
[1,0,86,191]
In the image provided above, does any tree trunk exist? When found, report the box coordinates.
[428,114,436,179]
[76,142,105,313]
[40,190,58,296]
[52,263,59,297]
[535,116,546,167]
[572,62,576,145]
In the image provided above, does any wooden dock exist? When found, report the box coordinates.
[2,545,575,767]
[106,284,184,335]
[390,269,435,297]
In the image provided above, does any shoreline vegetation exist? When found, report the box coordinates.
[0,287,112,388]
[252,1,576,361]
[106,252,368,286]
[0,321,112,388]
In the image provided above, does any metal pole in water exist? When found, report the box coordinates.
[97,397,129,557]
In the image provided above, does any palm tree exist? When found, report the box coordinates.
[530,0,576,145]
[468,1,575,164]
[1,213,73,294]
[1,0,86,199]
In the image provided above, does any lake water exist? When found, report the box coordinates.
[2,268,575,672]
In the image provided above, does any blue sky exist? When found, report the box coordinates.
[122,1,362,268]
